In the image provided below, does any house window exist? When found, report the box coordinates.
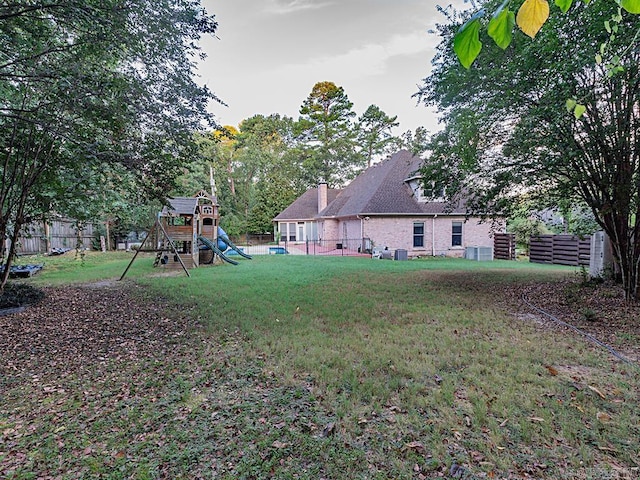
[452,221,463,246]
[278,222,298,242]
[413,222,424,247]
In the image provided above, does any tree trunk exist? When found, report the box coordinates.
[0,221,22,294]
[602,211,639,301]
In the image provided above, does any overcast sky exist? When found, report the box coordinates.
[197,0,470,134]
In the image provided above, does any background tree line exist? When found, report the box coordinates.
[172,81,422,238]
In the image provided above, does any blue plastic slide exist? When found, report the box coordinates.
[197,236,239,265]
[217,227,252,259]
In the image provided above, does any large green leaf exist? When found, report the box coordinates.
[488,3,516,49]
[621,0,640,14]
[454,13,484,69]
[554,0,573,13]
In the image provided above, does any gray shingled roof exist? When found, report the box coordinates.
[320,150,466,217]
[163,197,198,216]
[274,150,466,222]
[273,187,341,221]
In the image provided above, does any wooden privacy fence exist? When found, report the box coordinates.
[494,233,516,260]
[529,234,591,266]
[10,218,95,255]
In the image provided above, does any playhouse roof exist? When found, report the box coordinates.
[163,197,198,216]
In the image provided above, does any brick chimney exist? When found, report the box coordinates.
[318,182,328,213]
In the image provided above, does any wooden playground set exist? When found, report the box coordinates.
[120,190,251,279]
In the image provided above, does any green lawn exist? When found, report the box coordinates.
[3,252,638,479]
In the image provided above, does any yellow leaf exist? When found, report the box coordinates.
[588,385,606,399]
[517,0,550,38]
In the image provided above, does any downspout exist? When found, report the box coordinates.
[432,214,437,256]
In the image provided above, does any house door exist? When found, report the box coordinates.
[298,223,305,242]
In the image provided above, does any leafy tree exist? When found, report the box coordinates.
[453,0,640,70]
[185,116,305,236]
[0,1,218,290]
[237,115,305,234]
[356,105,400,167]
[418,0,640,300]
[296,81,364,187]
[400,126,432,156]
[508,215,551,254]
[48,162,158,250]
[548,199,601,237]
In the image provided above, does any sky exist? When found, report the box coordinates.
[197,0,470,135]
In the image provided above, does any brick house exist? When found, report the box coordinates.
[274,150,502,257]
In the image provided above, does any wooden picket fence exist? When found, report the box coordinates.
[529,234,591,266]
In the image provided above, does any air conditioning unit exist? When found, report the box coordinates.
[465,246,493,261]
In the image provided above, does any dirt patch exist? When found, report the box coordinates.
[82,279,120,289]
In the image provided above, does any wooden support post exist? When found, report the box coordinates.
[119,220,191,280]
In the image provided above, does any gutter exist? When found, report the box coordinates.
[357,214,369,240]
[432,214,437,257]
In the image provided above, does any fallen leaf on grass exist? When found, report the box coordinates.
[596,411,612,423]
[545,365,558,376]
[597,445,618,453]
[529,417,545,423]
[571,403,585,413]
[588,385,606,399]
[402,441,426,454]
[470,450,485,462]
[272,440,288,449]
[322,422,335,437]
